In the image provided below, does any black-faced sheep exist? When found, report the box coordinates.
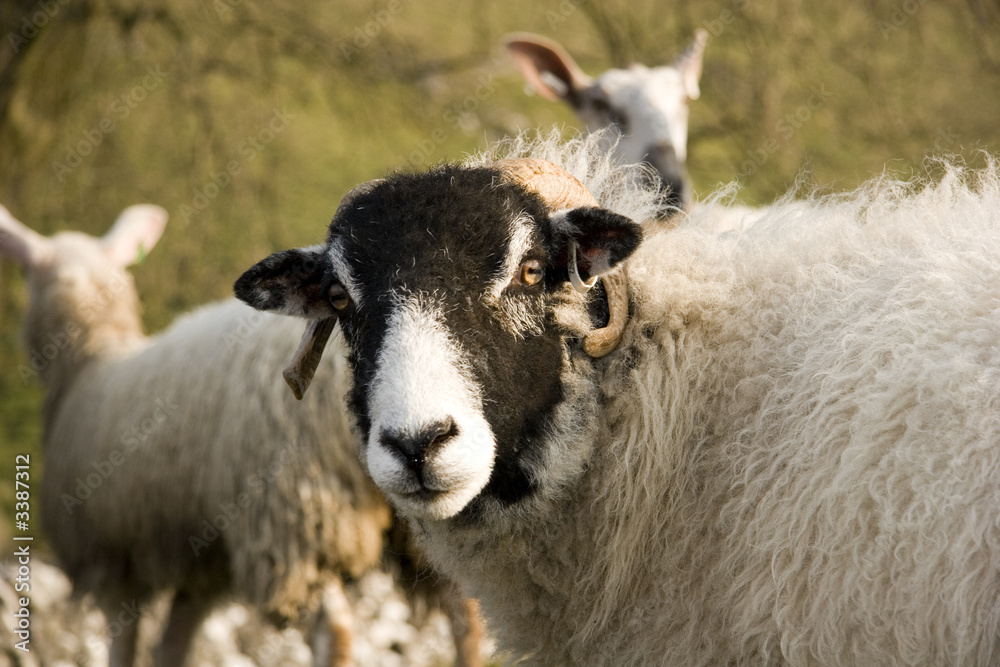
[506,31,707,213]
[235,134,1000,666]
[0,204,483,667]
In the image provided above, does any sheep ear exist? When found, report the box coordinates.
[0,204,53,268]
[674,30,707,100]
[551,207,642,284]
[505,33,594,106]
[102,204,168,267]
[234,246,337,320]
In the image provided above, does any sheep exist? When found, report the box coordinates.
[0,203,483,667]
[234,132,1000,666]
[506,31,707,213]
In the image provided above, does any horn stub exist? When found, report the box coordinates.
[494,158,599,210]
[583,271,628,357]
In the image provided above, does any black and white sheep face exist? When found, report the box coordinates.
[235,166,641,522]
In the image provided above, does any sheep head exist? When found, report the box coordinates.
[505,31,708,213]
[235,160,642,521]
[0,204,167,375]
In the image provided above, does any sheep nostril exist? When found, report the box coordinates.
[381,419,458,477]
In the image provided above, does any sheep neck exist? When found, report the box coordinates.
[24,270,147,429]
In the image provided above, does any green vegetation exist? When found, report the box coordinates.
[1,0,999,542]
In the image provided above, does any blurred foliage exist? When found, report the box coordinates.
[1,0,999,540]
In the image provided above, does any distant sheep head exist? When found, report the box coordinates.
[0,203,166,374]
[0,202,166,283]
[506,31,707,213]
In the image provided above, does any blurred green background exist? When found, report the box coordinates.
[1,0,999,543]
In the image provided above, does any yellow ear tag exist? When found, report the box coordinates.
[135,244,147,265]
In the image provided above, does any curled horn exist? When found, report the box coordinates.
[494,158,629,358]
[283,179,384,400]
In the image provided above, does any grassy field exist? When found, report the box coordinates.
[1,0,999,545]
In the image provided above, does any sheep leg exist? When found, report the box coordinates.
[152,590,215,667]
[442,583,484,667]
[99,594,143,667]
[311,578,354,667]
[106,618,139,667]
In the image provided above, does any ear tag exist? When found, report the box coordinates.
[135,243,147,265]
[568,238,597,294]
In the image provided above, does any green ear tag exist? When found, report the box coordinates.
[136,244,147,265]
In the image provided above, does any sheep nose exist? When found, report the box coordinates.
[381,419,457,477]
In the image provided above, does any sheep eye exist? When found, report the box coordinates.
[591,99,629,132]
[328,283,351,311]
[520,259,543,286]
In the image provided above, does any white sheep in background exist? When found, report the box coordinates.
[506,31,707,213]
[0,204,483,667]
[235,132,1000,665]
[505,34,762,232]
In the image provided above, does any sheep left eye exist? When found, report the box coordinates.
[520,259,543,286]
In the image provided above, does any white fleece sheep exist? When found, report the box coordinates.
[457,154,1000,665]
[236,132,1000,666]
[0,205,483,667]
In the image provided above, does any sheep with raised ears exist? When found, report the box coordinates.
[235,133,1000,666]
[506,31,707,215]
[0,204,484,667]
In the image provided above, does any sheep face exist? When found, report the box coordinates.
[236,165,641,522]
[577,65,692,174]
[506,32,707,210]
[0,204,166,368]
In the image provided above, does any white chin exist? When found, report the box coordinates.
[390,486,482,521]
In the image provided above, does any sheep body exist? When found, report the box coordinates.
[41,298,388,620]
[234,132,1000,665]
[422,159,1000,665]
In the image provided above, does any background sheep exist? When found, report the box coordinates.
[506,30,707,212]
[0,204,483,667]
[235,134,1000,665]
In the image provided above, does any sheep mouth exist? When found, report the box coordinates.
[401,487,445,502]
[387,482,482,521]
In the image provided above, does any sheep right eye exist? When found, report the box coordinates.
[591,99,629,132]
[328,283,351,311]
